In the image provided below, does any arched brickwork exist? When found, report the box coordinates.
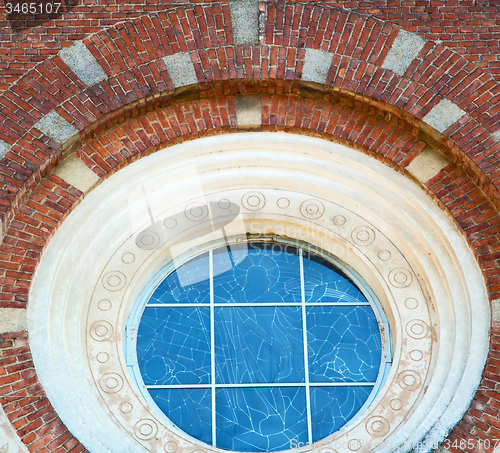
[1,2,500,89]
[0,4,499,228]
[0,2,500,453]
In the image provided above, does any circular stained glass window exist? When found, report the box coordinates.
[131,242,390,452]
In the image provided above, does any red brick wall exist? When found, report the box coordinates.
[0,1,500,452]
[0,331,87,453]
[1,1,500,91]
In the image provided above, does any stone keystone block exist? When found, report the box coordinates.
[59,41,108,87]
[229,0,259,45]
[302,48,334,84]
[422,99,466,133]
[162,53,198,88]
[53,154,100,195]
[406,146,451,183]
[492,299,500,321]
[0,139,11,159]
[234,96,262,126]
[382,28,426,76]
[493,130,500,143]
[0,308,27,334]
[34,111,79,145]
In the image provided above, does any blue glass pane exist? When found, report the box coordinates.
[216,387,307,452]
[307,306,381,383]
[215,307,304,384]
[137,307,211,385]
[310,386,371,441]
[149,253,210,304]
[303,253,367,303]
[149,388,212,445]
[213,243,301,303]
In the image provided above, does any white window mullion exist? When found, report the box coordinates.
[145,382,377,390]
[300,249,313,445]
[210,250,216,447]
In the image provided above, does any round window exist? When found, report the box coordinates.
[129,241,391,452]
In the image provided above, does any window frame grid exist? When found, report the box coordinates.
[127,241,391,450]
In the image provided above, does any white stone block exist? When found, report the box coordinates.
[59,41,107,87]
[162,52,198,88]
[0,308,27,334]
[492,299,500,321]
[0,140,11,159]
[34,111,79,145]
[422,99,466,133]
[406,146,451,183]
[229,0,259,45]
[53,154,100,195]
[302,48,333,84]
[235,96,262,125]
[382,28,426,76]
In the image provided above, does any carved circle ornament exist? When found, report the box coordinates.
[185,202,209,222]
[102,271,127,291]
[277,197,290,209]
[28,133,490,453]
[99,373,124,394]
[365,416,390,437]
[164,441,178,453]
[242,191,266,211]
[333,215,346,226]
[136,229,161,250]
[351,226,376,246]
[389,399,403,411]
[300,199,325,219]
[89,320,114,342]
[134,419,159,440]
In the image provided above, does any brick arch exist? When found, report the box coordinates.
[0,2,499,231]
[0,3,500,453]
[1,87,499,453]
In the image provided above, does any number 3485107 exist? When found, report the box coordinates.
[4,3,62,14]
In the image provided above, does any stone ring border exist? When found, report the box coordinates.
[86,188,432,453]
[28,133,488,453]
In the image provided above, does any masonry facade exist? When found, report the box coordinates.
[0,1,500,453]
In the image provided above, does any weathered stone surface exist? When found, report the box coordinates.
[382,28,426,76]
[229,0,259,45]
[0,308,27,333]
[235,96,262,125]
[34,111,79,145]
[53,154,100,195]
[301,48,333,84]
[406,146,451,183]
[422,99,466,133]
[59,41,107,86]
[0,140,10,159]
[162,53,198,88]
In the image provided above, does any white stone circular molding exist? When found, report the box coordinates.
[134,419,158,440]
[185,201,209,222]
[365,416,390,438]
[300,199,325,219]
[277,197,290,209]
[351,226,375,246]
[28,133,489,453]
[89,320,114,342]
[99,373,124,394]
